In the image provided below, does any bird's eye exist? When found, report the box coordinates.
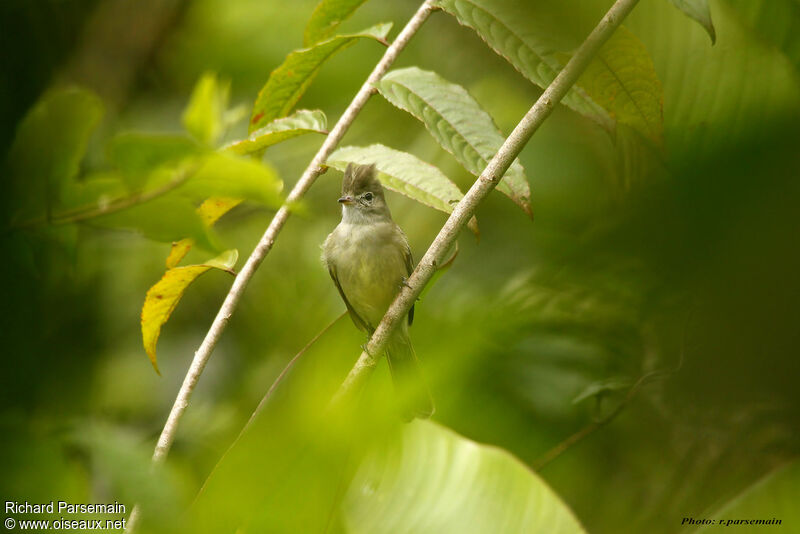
[363,192,374,202]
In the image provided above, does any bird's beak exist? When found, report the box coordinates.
[338,195,355,205]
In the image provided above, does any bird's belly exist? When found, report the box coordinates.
[333,229,406,328]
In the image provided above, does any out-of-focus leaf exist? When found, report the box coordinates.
[107,133,203,190]
[572,377,633,404]
[327,144,479,236]
[93,196,215,250]
[433,0,664,147]
[183,72,230,145]
[72,424,184,531]
[173,153,283,207]
[376,67,531,217]
[420,241,459,301]
[693,461,800,533]
[186,315,378,534]
[634,0,800,159]
[141,249,238,373]
[7,87,104,224]
[165,197,242,268]
[723,0,800,72]
[668,0,716,44]
[249,23,392,132]
[612,123,668,191]
[58,173,128,215]
[343,421,587,534]
[577,27,664,146]
[225,109,327,155]
[304,0,370,46]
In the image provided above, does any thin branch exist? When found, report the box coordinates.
[331,0,642,406]
[534,308,692,470]
[15,164,196,229]
[532,371,660,470]
[125,1,437,530]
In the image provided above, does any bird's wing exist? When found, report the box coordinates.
[328,264,370,332]
[404,243,415,326]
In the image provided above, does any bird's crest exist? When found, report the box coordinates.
[342,163,382,195]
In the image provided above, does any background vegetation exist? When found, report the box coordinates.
[1,0,798,532]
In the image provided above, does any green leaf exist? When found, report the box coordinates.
[327,144,479,236]
[723,0,800,72]
[611,123,668,191]
[183,72,231,145]
[432,0,610,129]
[58,173,129,215]
[107,133,204,190]
[343,421,587,534]
[7,87,104,224]
[141,249,238,373]
[304,0,370,46]
[175,153,284,207]
[693,461,800,533]
[72,424,184,529]
[433,0,664,146]
[92,196,216,250]
[249,23,392,133]
[376,67,532,217]
[577,27,665,146]
[635,0,800,160]
[668,0,716,44]
[225,109,328,155]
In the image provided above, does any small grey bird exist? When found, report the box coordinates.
[322,163,434,420]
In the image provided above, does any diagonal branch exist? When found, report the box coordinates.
[331,0,642,404]
[125,1,438,531]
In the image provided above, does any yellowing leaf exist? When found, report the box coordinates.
[142,249,238,373]
[165,239,194,269]
[197,197,243,227]
[163,198,242,269]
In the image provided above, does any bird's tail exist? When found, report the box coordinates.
[385,330,434,421]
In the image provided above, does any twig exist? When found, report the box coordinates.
[331,0,642,406]
[125,1,438,530]
[533,371,659,470]
[15,164,196,229]
[534,307,692,470]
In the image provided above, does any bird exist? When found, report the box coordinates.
[322,163,434,420]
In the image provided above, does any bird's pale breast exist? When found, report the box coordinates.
[324,221,408,329]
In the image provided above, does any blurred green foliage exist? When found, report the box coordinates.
[1,0,799,532]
